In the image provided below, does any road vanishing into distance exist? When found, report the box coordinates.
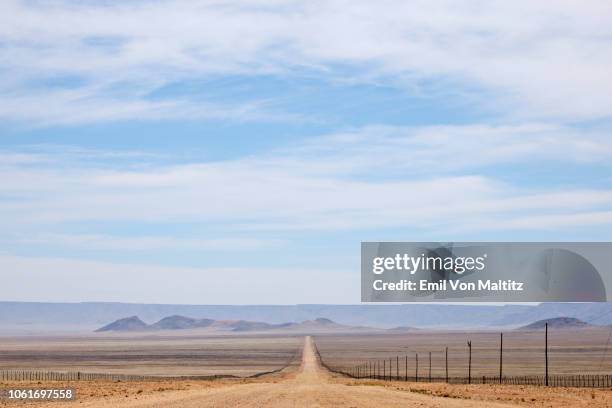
[42,336,525,408]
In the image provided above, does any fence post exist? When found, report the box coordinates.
[396,356,399,380]
[430,351,433,382]
[383,359,386,381]
[415,353,418,382]
[405,355,408,381]
[545,322,549,386]
[499,332,503,384]
[445,347,449,383]
[467,340,472,385]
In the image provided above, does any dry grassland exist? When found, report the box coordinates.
[0,334,302,377]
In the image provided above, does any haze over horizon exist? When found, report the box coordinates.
[1,301,611,335]
[2,1,612,304]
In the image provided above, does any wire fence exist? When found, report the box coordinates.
[0,370,236,382]
[0,347,303,383]
[325,368,612,388]
[314,324,612,389]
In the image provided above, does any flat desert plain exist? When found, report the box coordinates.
[0,336,610,407]
[0,334,302,377]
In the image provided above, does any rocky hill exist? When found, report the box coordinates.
[149,315,215,330]
[518,317,593,330]
[95,315,373,333]
[95,316,148,332]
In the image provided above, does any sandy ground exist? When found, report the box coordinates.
[2,336,610,407]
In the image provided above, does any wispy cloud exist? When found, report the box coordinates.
[2,122,611,303]
[2,1,612,124]
[2,123,612,236]
[9,233,284,251]
[269,123,612,176]
[0,254,351,303]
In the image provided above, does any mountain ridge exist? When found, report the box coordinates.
[95,315,364,333]
[2,302,612,334]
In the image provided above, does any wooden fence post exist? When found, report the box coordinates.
[545,323,549,386]
[499,332,503,384]
[429,351,432,382]
[445,347,449,383]
[467,340,472,385]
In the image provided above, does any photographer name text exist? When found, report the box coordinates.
[372,279,524,292]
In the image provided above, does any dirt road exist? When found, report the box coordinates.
[36,336,530,407]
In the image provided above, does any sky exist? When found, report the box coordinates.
[1,0,612,304]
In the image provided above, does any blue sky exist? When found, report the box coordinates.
[1,1,612,303]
